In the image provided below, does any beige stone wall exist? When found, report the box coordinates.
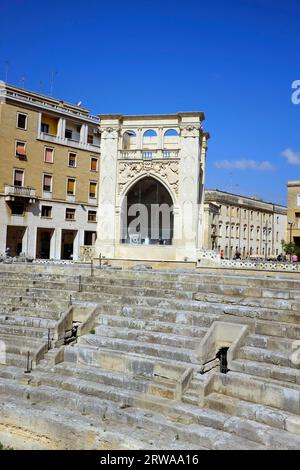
[287,181,300,245]
[204,190,287,258]
[0,102,99,203]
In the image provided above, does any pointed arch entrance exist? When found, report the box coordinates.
[121,177,174,245]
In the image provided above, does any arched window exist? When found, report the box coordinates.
[121,177,174,246]
[163,129,179,152]
[142,129,157,149]
[122,131,136,150]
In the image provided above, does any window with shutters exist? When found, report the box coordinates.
[44,147,54,163]
[14,169,24,187]
[43,174,52,192]
[68,152,77,167]
[88,210,97,222]
[65,208,76,220]
[89,181,97,199]
[90,157,98,172]
[15,141,26,157]
[67,178,76,195]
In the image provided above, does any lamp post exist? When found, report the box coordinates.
[288,221,294,261]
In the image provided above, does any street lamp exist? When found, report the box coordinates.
[288,221,294,261]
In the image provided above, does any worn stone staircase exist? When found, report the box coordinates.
[0,265,299,449]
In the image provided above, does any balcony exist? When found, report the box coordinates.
[5,185,36,203]
[119,149,179,160]
[38,131,100,153]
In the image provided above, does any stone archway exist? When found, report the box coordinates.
[121,176,174,245]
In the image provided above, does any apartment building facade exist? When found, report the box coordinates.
[204,190,287,259]
[287,181,300,248]
[0,81,100,260]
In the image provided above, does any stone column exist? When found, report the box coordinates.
[72,230,82,261]
[57,118,66,141]
[94,120,120,259]
[26,225,37,258]
[80,124,88,144]
[0,223,7,254]
[49,229,56,259]
[176,120,203,261]
[54,228,62,260]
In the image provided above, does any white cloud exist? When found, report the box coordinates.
[214,159,274,171]
[281,148,300,165]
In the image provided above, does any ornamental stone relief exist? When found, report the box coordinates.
[100,127,120,139]
[118,161,179,194]
[180,125,201,138]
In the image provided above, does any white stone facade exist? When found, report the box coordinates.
[204,190,287,259]
[95,113,209,262]
[0,198,97,260]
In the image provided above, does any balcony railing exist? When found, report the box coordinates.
[119,149,179,160]
[5,184,36,200]
[37,132,100,153]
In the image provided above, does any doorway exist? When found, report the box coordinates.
[61,230,77,260]
[6,226,26,256]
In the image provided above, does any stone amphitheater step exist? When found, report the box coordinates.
[78,334,198,364]
[2,271,300,308]
[231,359,300,385]
[98,303,220,327]
[0,314,57,329]
[97,314,208,338]
[205,392,300,437]
[0,306,62,320]
[40,361,179,400]
[245,333,296,353]
[212,371,300,415]
[0,394,204,450]
[94,325,202,350]
[254,319,300,340]
[0,323,50,339]
[0,334,46,357]
[0,374,262,449]
[3,364,300,449]
[193,291,300,312]
[1,267,300,290]
[67,345,192,379]
[238,346,293,368]
[80,292,300,324]
[1,353,30,368]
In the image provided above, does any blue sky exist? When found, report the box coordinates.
[1,0,300,205]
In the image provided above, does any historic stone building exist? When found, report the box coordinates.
[287,180,300,248]
[0,81,100,260]
[95,113,209,262]
[0,81,209,263]
[204,189,287,259]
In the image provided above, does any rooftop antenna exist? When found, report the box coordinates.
[77,101,82,106]
[39,80,44,93]
[50,70,58,97]
[4,60,10,83]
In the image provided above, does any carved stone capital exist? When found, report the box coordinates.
[180,125,201,138]
[100,127,120,139]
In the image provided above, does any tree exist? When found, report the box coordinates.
[282,241,300,257]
